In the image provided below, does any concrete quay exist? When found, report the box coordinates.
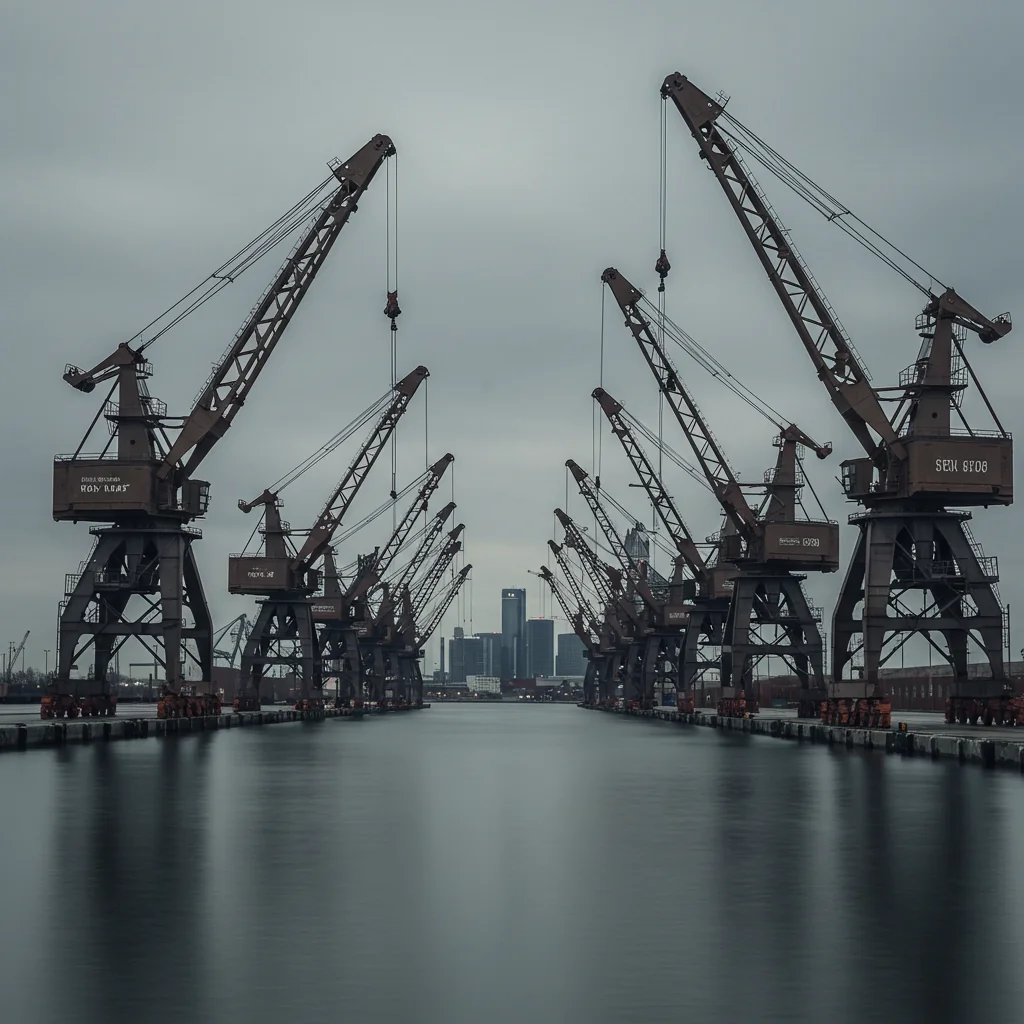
[589,704,1024,772]
[0,706,359,754]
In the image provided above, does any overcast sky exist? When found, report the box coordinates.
[2,0,1023,677]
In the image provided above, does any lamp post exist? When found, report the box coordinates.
[44,650,50,677]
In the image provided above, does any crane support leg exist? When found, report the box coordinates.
[597,651,623,707]
[622,641,649,710]
[395,656,423,708]
[239,598,324,711]
[681,605,726,710]
[45,522,214,719]
[719,573,826,719]
[636,633,685,712]
[338,630,363,707]
[378,649,403,709]
[582,659,598,705]
[832,508,1008,728]
[321,627,363,708]
[360,644,388,707]
[832,531,867,686]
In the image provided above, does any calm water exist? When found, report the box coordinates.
[1,705,1023,1023]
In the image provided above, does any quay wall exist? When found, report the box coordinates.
[587,705,1024,773]
[0,706,361,753]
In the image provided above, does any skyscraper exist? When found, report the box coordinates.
[449,626,466,683]
[625,525,651,562]
[475,632,503,677]
[449,629,487,684]
[556,633,587,676]
[501,588,526,680]
[526,618,554,678]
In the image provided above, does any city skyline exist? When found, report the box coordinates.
[431,584,573,680]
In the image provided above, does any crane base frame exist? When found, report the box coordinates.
[723,571,827,704]
[320,625,365,706]
[55,520,213,699]
[681,602,728,701]
[832,507,1005,695]
[240,595,324,705]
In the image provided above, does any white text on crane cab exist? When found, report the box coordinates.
[935,459,988,474]
[79,475,130,494]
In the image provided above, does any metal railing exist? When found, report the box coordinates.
[898,357,967,391]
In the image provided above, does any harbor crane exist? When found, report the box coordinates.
[554,508,654,704]
[317,458,454,705]
[6,631,29,683]
[48,134,395,720]
[230,366,428,710]
[662,72,1013,725]
[213,615,250,668]
[368,528,466,706]
[355,521,464,706]
[391,564,473,707]
[594,387,732,703]
[602,267,838,718]
[546,538,628,706]
[565,460,689,709]
[534,566,602,705]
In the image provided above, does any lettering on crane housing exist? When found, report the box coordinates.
[78,475,131,494]
[777,536,822,548]
[935,459,989,474]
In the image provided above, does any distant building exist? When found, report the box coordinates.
[625,525,650,562]
[475,632,502,677]
[526,618,554,678]
[556,633,586,677]
[449,626,467,683]
[449,629,488,683]
[467,675,501,694]
[501,588,526,680]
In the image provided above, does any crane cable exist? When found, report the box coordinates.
[656,96,671,570]
[134,174,339,353]
[620,407,715,494]
[266,390,393,495]
[381,515,444,587]
[597,485,684,568]
[635,292,793,433]
[329,469,428,549]
[240,455,421,559]
[717,110,939,298]
[593,286,606,482]
[385,154,402,522]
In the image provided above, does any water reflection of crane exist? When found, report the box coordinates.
[213,615,251,669]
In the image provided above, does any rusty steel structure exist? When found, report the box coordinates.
[602,267,839,718]
[663,72,1014,726]
[594,387,733,701]
[566,460,688,709]
[213,614,251,669]
[352,516,460,704]
[544,538,627,705]
[535,565,602,704]
[390,563,472,707]
[317,458,454,706]
[229,366,428,710]
[47,135,395,720]
[554,507,657,707]
[356,524,467,707]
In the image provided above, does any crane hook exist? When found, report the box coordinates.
[655,250,671,293]
[385,290,402,332]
